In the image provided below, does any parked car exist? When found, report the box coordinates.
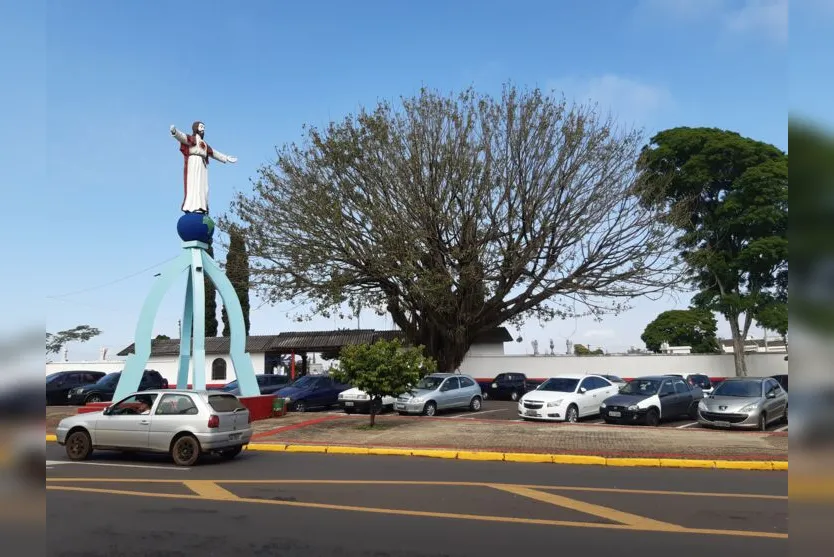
[600,375,703,426]
[56,389,251,466]
[46,370,106,405]
[395,373,482,416]
[770,374,788,392]
[338,388,396,414]
[484,372,528,401]
[665,373,714,395]
[221,374,291,396]
[274,375,352,412]
[518,374,620,422]
[66,370,168,405]
[697,377,788,430]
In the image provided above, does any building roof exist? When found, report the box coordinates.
[117,327,512,357]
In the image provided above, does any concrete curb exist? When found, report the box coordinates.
[242,442,788,471]
[43,435,787,470]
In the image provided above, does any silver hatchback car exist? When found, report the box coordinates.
[394,373,483,416]
[697,377,788,430]
[55,389,252,466]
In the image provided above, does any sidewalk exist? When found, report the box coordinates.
[250,414,788,461]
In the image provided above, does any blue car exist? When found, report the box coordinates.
[275,375,351,412]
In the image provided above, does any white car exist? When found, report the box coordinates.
[518,374,620,422]
[338,388,396,414]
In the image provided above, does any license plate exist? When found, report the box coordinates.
[714,421,731,428]
[608,411,621,417]
[345,401,354,406]
[396,404,405,410]
[228,432,242,440]
[525,410,538,416]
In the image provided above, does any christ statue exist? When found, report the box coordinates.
[170,121,237,214]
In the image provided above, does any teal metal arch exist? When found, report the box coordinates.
[113,241,260,401]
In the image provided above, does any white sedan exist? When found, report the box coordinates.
[337,388,396,414]
[518,374,620,422]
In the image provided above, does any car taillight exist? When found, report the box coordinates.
[208,415,220,428]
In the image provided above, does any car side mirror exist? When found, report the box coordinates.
[579,387,587,394]
[766,391,776,399]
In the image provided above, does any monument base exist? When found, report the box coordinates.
[76,395,277,421]
[238,394,278,421]
[77,402,110,415]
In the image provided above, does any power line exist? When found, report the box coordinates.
[46,256,179,299]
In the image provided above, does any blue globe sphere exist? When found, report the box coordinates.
[177,213,215,244]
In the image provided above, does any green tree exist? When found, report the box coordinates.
[640,309,720,353]
[46,325,101,355]
[221,224,251,336]
[225,85,679,371]
[331,338,436,426]
[154,334,171,340]
[574,343,603,356]
[205,244,219,336]
[636,127,788,375]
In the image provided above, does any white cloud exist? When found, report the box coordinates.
[636,0,788,44]
[546,74,674,129]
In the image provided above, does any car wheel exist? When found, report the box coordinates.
[565,405,579,423]
[510,391,519,402]
[482,391,489,400]
[171,435,201,467]
[422,401,437,417]
[220,445,243,460]
[65,430,93,461]
[758,412,768,431]
[645,408,660,427]
[293,401,306,413]
[469,396,482,412]
[85,393,102,404]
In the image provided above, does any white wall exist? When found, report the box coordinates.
[46,361,125,374]
[466,342,505,356]
[458,352,788,380]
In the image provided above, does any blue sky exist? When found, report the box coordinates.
[3,0,807,360]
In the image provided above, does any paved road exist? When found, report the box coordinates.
[47,443,787,556]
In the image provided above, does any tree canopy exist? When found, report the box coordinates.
[636,127,787,375]
[225,85,680,371]
[46,325,101,355]
[330,338,435,426]
[641,309,720,353]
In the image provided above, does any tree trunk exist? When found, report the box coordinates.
[727,315,747,377]
[369,397,377,427]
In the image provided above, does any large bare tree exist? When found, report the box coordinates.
[224,86,681,370]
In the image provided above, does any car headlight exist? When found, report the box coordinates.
[547,399,563,407]
[698,400,707,411]
[357,394,369,400]
[411,396,424,403]
[628,405,639,411]
[600,402,607,409]
[739,403,759,413]
[338,394,344,400]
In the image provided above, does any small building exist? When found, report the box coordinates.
[720,337,788,354]
[114,327,512,387]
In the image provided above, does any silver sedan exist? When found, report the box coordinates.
[55,389,252,466]
[697,377,788,430]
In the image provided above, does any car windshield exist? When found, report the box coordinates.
[713,380,762,398]
[96,373,120,386]
[415,376,444,390]
[620,379,661,396]
[222,380,239,391]
[291,376,318,388]
[538,378,579,392]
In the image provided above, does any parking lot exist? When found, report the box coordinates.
[303,399,789,432]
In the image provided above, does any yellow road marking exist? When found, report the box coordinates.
[184,480,240,500]
[44,478,787,500]
[46,484,787,539]
[490,484,684,531]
